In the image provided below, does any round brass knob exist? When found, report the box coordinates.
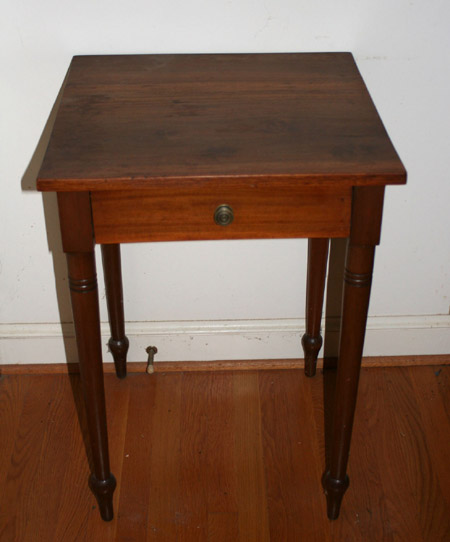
[214,204,234,226]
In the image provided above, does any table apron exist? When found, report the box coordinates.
[91,184,351,244]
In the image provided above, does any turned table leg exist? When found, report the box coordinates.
[67,252,116,520]
[57,193,116,521]
[302,238,329,377]
[101,244,129,379]
[322,187,385,519]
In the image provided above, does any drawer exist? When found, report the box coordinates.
[91,181,351,244]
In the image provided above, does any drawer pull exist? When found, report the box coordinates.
[214,204,234,226]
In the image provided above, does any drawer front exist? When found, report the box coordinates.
[91,183,351,244]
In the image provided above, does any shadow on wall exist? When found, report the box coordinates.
[20,67,99,462]
[21,67,78,364]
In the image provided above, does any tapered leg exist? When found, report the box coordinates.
[101,244,129,379]
[302,238,329,377]
[322,187,384,520]
[67,251,116,521]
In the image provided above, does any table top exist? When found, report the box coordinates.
[37,53,406,192]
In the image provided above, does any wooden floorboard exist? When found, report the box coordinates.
[0,365,449,541]
[1,354,449,375]
[232,372,270,542]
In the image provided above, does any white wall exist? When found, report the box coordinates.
[1,0,449,364]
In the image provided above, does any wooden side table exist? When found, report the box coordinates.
[36,53,406,521]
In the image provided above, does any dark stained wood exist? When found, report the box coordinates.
[34,53,407,523]
[57,192,118,521]
[302,238,329,376]
[66,251,116,521]
[57,192,94,252]
[36,54,406,192]
[91,184,351,243]
[1,367,449,541]
[101,244,129,378]
[322,186,385,519]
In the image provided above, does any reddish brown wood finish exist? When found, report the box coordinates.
[3,367,449,540]
[2,355,449,376]
[57,192,94,252]
[302,239,329,376]
[66,251,116,520]
[37,54,406,192]
[35,53,407,522]
[322,186,385,519]
[92,184,351,243]
[101,244,129,378]
[57,193,116,520]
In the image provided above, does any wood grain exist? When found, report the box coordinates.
[0,375,31,536]
[2,354,449,375]
[114,374,156,541]
[91,184,351,243]
[232,372,270,541]
[371,368,441,541]
[51,374,95,541]
[1,367,449,541]
[145,373,182,541]
[57,192,94,252]
[36,53,406,192]
[84,374,131,540]
[335,366,395,541]
[259,370,328,540]
[0,375,58,541]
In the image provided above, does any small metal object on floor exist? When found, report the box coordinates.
[145,346,158,374]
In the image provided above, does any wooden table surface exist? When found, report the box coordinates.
[37,53,405,192]
[35,52,406,523]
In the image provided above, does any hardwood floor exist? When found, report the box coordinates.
[0,366,449,541]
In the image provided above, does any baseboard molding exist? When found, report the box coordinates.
[0,315,449,366]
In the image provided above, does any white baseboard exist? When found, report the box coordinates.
[0,315,449,365]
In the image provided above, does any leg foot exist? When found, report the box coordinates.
[301,333,323,377]
[108,337,129,379]
[89,473,117,521]
[303,238,329,377]
[322,471,349,520]
[101,244,129,379]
